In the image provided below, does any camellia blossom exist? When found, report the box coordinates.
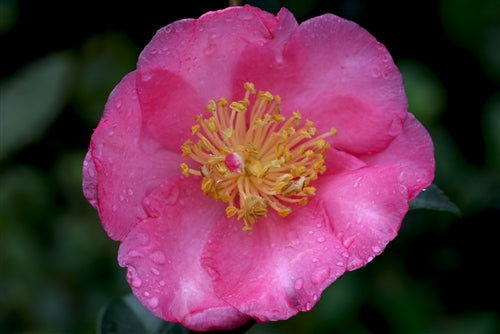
[83,5,434,332]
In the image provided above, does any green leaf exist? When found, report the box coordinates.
[98,294,188,334]
[409,184,460,214]
[0,52,75,161]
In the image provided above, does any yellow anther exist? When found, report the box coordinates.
[206,117,217,132]
[226,205,239,218]
[258,91,273,102]
[217,97,228,107]
[201,177,214,194]
[206,100,217,112]
[199,137,213,151]
[244,82,256,94]
[230,101,247,112]
[221,127,233,139]
[277,207,291,217]
[303,186,316,196]
[180,163,190,177]
[191,124,200,135]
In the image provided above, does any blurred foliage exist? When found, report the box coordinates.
[1,0,499,333]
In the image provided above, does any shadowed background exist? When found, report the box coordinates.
[1,0,499,333]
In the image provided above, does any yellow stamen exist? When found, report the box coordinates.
[179,83,335,231]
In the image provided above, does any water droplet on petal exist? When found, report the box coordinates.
[127,250,143,258]
[127,266,142,288]
[112,204,117,212]
[142,72,152,82]
[159,280,166,286]
[127,188,134,196]
[312,294,318,301]
[317,236,326,243]
[311,267,330,285]
[115,100,122,108]
[148,296,159,308]
[150,251,166,264]
[343,235,355,248]
[372,245,382,254]
[312,257,319,263]
[151,267,160,275]
[353,176,363,188]
[305,302,312,311]
[294,278,304,290]
[143,291,150,297]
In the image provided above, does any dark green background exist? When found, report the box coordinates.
[1,0,499,333]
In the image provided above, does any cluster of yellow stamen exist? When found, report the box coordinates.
[180,82,336,232]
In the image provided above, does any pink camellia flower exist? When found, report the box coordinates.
[83,5,434,331]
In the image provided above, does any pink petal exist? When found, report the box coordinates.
[84,72,181,241]
[201,202,347,322]
[361,113,435,200]
[318,165,410,271]
[137,6,277,103]
[232,13,407,155]
[118,176,250,331]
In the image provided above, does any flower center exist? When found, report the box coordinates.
[180,82,336,232]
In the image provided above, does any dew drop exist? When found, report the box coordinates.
[142,72,152,82]
[353,176,363,188]
[341,251,349,258]
[127,266,142,288]
[372,245,382,254]
[294,278,304,290]
[343,235,355,248]
[143,291,150,297]
[372,67,381,78]
[159,280,166,286]
[311,267,330,285]
[150,251,166,264]
[148,296,159,308]
[151,267,160,276]
[317,236,326,243]
[115,100,122,108]
[305,302,312,311]
[112,204,117,212]
[119,195,125,202]
[336,261,344,267]
[312,257,319,263]
[127,188,134,196]
[312,294,318,301]
[127,250,143,258]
